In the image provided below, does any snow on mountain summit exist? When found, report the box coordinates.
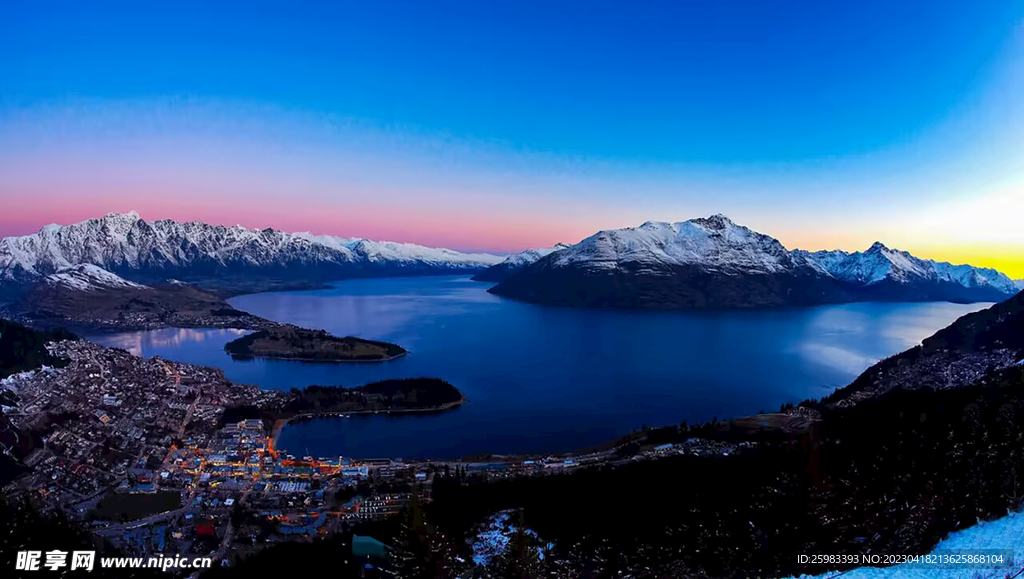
[471,243,572,282]
[802,242,1017,294]
[43,264,149,292]
[0,212,502,289]
[550,214,819,276]
[499,243,572,268]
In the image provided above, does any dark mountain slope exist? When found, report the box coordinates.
[824,289,1024,407]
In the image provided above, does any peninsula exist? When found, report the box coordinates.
[223,326,407,362]
[219,377,466,440]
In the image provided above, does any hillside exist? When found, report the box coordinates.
[0,320,77,477]
[823,288,1024,407]
[0,319,77,379]
[8,265,277,331]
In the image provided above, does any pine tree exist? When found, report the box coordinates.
[392,493,458,579]
[392,493,428,579]
[490,509,545,579]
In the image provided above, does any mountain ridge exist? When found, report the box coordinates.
[490,215,1016,309]
[0,212,502,298]
[471,243,572,282]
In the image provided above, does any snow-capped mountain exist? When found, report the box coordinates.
[42,264,149,292]
[1015,279,1024,291]
[471,243,572,282]
[546,215,826,275]
[490,215,846,308]
[490,215,1017,309]
[0,212,502,296]
[799,242,1017,299]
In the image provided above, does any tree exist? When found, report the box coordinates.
[392,493,458,579]
[489,509,546,579]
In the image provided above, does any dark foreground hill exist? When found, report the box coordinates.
[0,321,77,484]
[0,319,77,379]
[824,288,1024,407]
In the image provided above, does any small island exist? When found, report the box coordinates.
[223,327,406,362]
[286,378,464,415]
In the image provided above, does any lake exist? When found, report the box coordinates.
[87,276,988,459]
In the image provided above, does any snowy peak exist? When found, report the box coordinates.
[470,243,572,282]
[105,210,140,219]
[43,264,149,292]
[0,212,502,289]
[349,239,502,266]
[551,215,805,275]
[499,243,571,267]
[805,243,1017,294]
[689,213,736,230]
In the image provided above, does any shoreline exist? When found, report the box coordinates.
[270,395,467,449]
[227,350,408,364]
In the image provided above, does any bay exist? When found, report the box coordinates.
[87,276,988,459]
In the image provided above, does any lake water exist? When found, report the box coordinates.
[87,276,988,459]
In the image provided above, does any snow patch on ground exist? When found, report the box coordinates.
[469,510,550,567]
[1,369,37,390]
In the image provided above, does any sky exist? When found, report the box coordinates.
[1,1,1023,276]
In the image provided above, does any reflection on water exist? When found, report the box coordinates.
[89,276,990,458]
[98,328,251,356]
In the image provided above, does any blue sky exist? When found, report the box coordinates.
[1,1,1023,274]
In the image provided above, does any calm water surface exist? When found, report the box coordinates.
[88,276,987,459]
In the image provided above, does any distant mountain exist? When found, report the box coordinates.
[489,215,1017,309]
[9,264,277,331]
[0,212,502,298]
[798,242,1017,302]
[1015,279,1024,290]
[471,243,571,282]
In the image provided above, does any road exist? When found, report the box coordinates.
[94,507,189,537]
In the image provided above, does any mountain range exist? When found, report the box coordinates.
[471,243,571,282]
[1,212,1016,312]
[489,215,1017,309]
[0,212,502,298]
